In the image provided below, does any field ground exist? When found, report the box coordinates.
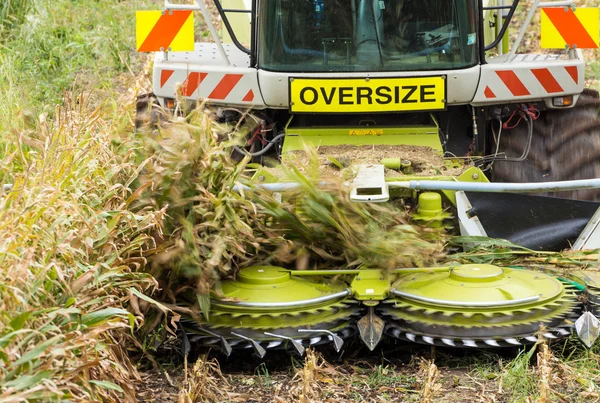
[0,0,600,402]
[142,338,600,403]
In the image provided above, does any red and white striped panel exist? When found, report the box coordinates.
[473,62,584,105]
[153,66,265,107]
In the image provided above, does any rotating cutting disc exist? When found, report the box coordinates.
[382,264,580,347]
[182,266,360,355]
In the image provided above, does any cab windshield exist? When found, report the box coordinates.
[258,0,479,72]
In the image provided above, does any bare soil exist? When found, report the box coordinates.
[137,342,512,403]
[283,144,468,178]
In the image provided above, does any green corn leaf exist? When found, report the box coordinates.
[2,370,53,392]
[80,307,132,328]
[197,293,211,321]
[129,287,171,314]
[13,336,62,366]
[89,380,124,393]
[9,311,31,330]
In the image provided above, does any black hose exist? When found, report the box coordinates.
[234,133,286,157]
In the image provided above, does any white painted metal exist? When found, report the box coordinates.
[257,65,482,108]
[151,0,586,111]
[575,312,600,348]
[572,207,600,251]
[507,0,574,62]
[455,191,488,237]
[388,177,600,192]
[153,44,265,107]
[164,0,231,65]
[158,43,250,67]
[496,0,504,55]
[349,164,389,203]
[507,0,542,62]
[472,49,584,106]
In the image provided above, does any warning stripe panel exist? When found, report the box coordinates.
[138,11,192,52]
[160,70,174,88]
[208,74,244,100]
[159,70,258,104]
[242,90,255,102]
[495,70,531,97]
[484,86,496,99]
[180,72,207,97]
[542,8,597,49]
[475,62,583,104]
[565,66,578,84]
[530,68,563,94]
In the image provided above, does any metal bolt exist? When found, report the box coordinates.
[356,277,361,281]
[290,78,294,82]
[161,10,166,15]
[472,173,479,180]
[169,10,174,15]
[258,175,265,182]
[365,77,370,82]
[160,47,165,52]
[167,47,172,52]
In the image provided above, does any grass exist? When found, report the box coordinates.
[0,0,150,134]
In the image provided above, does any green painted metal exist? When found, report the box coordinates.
[385,167,489,206]
[350,270,391,301]
[281,125,443,153]
[215,266,350,312]
[412,192,453,227]
[209,301,357,330]
[191,265,579,345]
[394,264,563,308]
[442,167,489,205]
[247,164,282,185]
[202,266,358,332]
[386,264,578,331]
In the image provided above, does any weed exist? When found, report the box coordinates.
[255,362,273,388]
[0,0,33,37]
[179,354,229,403]
[367,364,416,388]
[419,359,440,403]
[501,346,538,402]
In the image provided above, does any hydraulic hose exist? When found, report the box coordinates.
[234,178,600,194]
[233,133,286,157]
[387,178,600,193]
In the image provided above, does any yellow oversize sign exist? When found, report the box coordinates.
[289,77,446,113]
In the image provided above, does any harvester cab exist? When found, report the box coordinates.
[136,1,600,354]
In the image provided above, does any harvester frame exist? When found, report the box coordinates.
[138,0,600,355]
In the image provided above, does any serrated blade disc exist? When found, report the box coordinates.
[575,311,600,348]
